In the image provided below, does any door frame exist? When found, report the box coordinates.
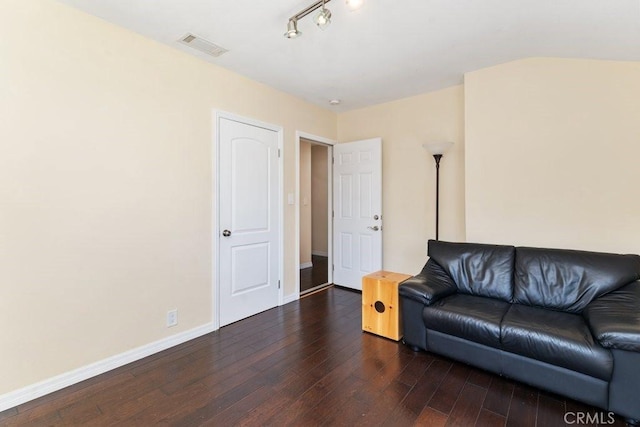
[294,131,336,300]
[213,110,284,330]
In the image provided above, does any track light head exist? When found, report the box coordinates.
[284,19,302,38]
[315,6,332,29]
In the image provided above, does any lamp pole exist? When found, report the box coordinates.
[423,142,453,241]
[433,154,442,241]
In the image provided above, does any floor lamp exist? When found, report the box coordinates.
[422,142,454,241]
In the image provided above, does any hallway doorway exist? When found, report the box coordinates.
[299,138,331,295]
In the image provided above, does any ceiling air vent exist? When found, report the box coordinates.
[178,33,228,57]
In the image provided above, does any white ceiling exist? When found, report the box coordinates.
[56,0,640,112]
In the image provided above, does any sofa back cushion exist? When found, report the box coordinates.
[514,247,640,313]
[428,240,515,302]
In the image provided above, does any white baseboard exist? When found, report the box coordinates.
[283,293,299,304]
[312,251,328,257]
[299,261,313,269]
[0,322,216,412]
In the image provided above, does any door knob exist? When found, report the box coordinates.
[222,229,231,237]
[367,226,380,231]
[373,215,380,220]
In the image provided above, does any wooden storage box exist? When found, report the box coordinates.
[362,270,412,341]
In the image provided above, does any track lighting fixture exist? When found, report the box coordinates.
[285,0,364,38]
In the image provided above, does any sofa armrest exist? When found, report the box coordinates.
[584,280,640,352]
[399,259,457,305]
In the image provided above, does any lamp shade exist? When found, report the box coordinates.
[422,141,454,155]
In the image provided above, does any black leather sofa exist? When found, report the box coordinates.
[399,240,640,423]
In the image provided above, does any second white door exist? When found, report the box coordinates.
[332,138,382,290]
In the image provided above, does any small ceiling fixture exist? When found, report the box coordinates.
[329,99,341,105]
[285,0,364,39]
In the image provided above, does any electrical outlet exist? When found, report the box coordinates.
[166,309,178,327]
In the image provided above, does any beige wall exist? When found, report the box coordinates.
[337,86,466,275]
[0,0,335,395]
[299,140,312,265]
[311,145,329,255]
[465,58,640,254]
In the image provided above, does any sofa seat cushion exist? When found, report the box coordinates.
[501,304,613,380]
[422,294,511,347]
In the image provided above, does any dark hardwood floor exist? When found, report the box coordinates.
[300,254,329,294]
[0,287,628,426]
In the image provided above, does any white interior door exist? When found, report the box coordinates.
[218,116,280,326]
[332,138,382,290]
